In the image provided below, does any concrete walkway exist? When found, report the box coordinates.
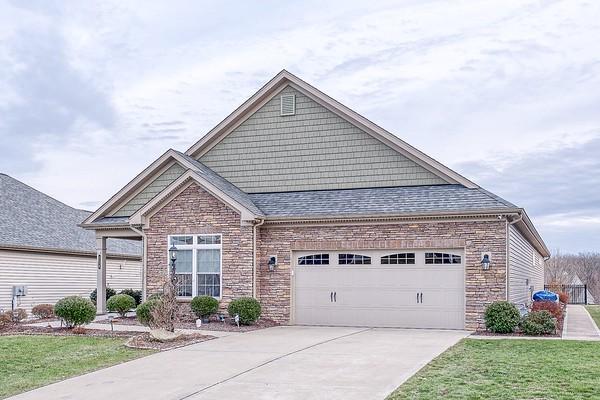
[563,305,600,340]
[8,326,469,400]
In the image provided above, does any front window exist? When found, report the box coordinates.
[168,234,222,298]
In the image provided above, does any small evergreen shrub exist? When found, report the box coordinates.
[136,299,159,326]
[90,287,117,305]
[484,301,520,334]
[31,304,54,319]
[531,300,562,320]
[54,296,96,328]
[120,289,143,306]
[227,297,261,325]
[191,296,219,319]
[521,310,556,335]
[107,294,136,317]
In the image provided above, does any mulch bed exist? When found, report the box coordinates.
[125,332,215,351]
[0,323,137,338]
[474,304,566,338]
[95,316,279,332]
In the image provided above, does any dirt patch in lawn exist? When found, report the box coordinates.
[1,323,138,338]
[125,332,215,351]
[95,316,279,332]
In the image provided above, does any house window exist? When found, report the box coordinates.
[298,254,329,265]
[339,254,371,265]
[425,252,462,264]
[168,234,222,298]
[381,253,416,265]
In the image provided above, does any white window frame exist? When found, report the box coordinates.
[167,234,222,299]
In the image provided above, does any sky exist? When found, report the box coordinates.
[0,0,599,253]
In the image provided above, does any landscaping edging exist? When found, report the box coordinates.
[125,332,215,351]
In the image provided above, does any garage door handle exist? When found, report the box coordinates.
[416,292,420,303]
[330,292,333,302]
[420,292,423,304]
[334,292,337,302]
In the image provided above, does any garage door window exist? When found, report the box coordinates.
[381,253,415,264]
[298,254,329,265]
[425,252,462,264]
[339,254,371,265]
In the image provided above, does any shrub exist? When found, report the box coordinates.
[12,308,27,322]
[32,304,55,319]
[228,297,261,325]
[54,296,96,328]
[90,287,117,305]
[521,310,556,335]
[484,301,521,333]
[120,289,142,306]
[531,300,562,320]
[191,296,219,319]
[148,292,163,301]
[0,311,13,327]
[107,294,136,317]
[136,299,159,327]
[557,291,569,304]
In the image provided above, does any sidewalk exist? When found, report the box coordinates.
[563,305,600,341]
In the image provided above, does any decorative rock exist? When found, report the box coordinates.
[149,328,183,342]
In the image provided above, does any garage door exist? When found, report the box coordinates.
[293,249,464,329]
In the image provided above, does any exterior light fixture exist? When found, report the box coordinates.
[268,256,277,272]
[481,253,491,270]
[169,245,178,275]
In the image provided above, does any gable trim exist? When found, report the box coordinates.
[129,170,260,227]
[185,70,477,189]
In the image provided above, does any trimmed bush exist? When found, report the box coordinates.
[0,311,12,327]
[228,297,261,325]
[90,287,117,305]
[521,310,556,335]
[557,291,569,305]
[31,304,54,319]
[191,296,219,319]
[119,289,142,306]
[107,294,136,317]
[531,300,562,320]
[54,296,96,328]
[136,299,159,326]
[484,301,521,334]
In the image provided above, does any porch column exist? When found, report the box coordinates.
[96,236,107,314]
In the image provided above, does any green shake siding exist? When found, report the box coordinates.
[199,85,446,193]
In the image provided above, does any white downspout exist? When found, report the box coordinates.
[130,225,147,301]
[252,218,265,298]
[507,213,523,303]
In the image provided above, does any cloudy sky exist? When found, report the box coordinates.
[1,0,599,253]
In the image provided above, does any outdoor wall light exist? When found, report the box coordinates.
[268,256,277,272]
[169,245,178,275]
[481,253,491,270]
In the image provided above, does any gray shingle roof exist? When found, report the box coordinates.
[0,174,141,256]
[248,185,518,218]
[175,151,265,216]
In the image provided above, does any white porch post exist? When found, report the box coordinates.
[96,236,107,314]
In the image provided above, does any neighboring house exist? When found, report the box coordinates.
[0,174,141,313]
[82,70,549,330]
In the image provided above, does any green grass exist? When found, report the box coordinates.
[585,305,600,330]
[0,335,154,399]
[387,339,600,400]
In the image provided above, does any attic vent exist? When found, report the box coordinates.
[280,94,296,116]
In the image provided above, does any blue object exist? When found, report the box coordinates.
[532,290,559,302]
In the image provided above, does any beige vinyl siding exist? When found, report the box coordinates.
[200,85,447,193]
[0,249,141,313]
[113,163,186,217]
[508,225,545,305]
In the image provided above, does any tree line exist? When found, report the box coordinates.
[545,251,600,303]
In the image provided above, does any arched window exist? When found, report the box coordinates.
[425,252,462,264]
[298,254,329,265]
[338,254,371,265]
[381,253,415,265]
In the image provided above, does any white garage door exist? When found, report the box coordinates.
[293,249,464,329]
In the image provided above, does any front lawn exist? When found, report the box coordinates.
[387,339,600,400]
[0,335,153,399]
[585,305,600,329]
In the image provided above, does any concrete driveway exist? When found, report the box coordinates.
[10,326,468,400]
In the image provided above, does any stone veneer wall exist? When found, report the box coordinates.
[145,183,254,320]
[257,220,508,330]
